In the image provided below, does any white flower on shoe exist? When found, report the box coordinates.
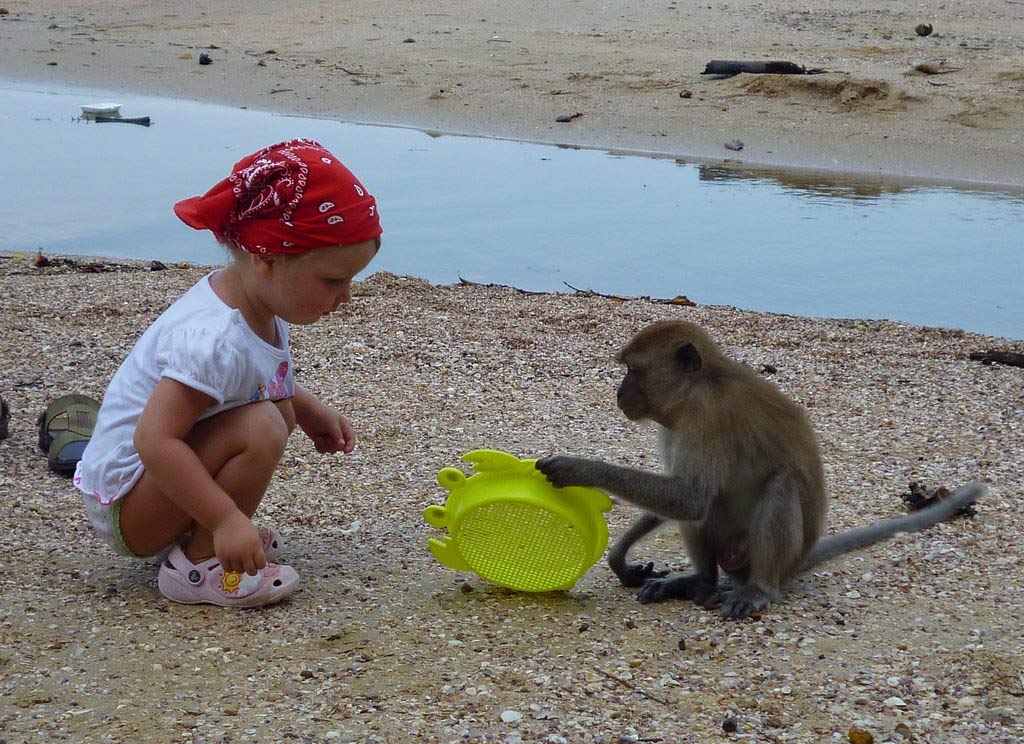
[220,566,280,597]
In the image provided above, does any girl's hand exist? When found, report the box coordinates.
[298,400,356,454]
[211,511,267,576]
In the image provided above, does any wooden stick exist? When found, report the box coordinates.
[969,350,1024,368]
[95,116,151,126]
[701,59,827,77]
[457,276,548,295]
[456,277,696,306]
[564,281,696,306]
[592,666,671,705]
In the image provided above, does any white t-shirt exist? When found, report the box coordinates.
[74,271,295,505]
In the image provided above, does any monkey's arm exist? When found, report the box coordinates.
[536,455,713,521]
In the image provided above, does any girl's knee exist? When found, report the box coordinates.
[217,401,290,462]
[184,401,292,476]
[273,398,297,434]
[250,401,291,454]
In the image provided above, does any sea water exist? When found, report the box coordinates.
[2,82,1022,339]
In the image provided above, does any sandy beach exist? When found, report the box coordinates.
[1,2,1023,743]
[2,262,1023,743]
[2,1,1024,187]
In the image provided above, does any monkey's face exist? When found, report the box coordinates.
[616,367,651,421]
[616,322,709,425]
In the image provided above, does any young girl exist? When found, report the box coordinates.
[75,139,382,608]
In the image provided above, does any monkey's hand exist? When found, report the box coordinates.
[535,455,602,489]
[613,561,670,588]
[539,456,711,521]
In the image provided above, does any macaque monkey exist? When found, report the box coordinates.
[537,321,982,619]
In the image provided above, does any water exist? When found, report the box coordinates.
[2,82,1022,339]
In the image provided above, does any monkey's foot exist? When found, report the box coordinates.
[613,561,670,588]
[720,584,776,619]
[636,573,716,605]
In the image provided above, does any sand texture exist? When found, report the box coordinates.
[1,256,1022,743]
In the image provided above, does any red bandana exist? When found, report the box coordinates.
[173,138,382,255]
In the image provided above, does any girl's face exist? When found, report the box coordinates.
[257,239,379,324]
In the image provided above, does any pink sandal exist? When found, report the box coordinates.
[258,525,284,562]
[157,545,299,608]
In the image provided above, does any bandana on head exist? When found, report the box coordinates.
[173,138,382,255]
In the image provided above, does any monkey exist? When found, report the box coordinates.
[536,321,982,619]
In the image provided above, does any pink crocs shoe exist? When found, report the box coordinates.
[157,545,299,608]
[257,525,284,562]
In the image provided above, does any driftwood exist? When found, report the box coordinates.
[969,350,1024,368]
[563,281,696,306]
[457,276,547,296]
[95,116,151,127]
[456,277,696,306]
[910,62,962,76]
[701,60,826,78]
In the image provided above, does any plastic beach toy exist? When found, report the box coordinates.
[424,450,613,592]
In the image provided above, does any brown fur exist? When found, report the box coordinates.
[537,321,982,618]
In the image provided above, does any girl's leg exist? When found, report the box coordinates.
[117,399,296,559]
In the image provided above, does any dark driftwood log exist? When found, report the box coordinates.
[969,350,1024,368]
[96,115,151,126]
[701,60,824,77]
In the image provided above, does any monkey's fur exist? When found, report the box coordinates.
[537,321,982,619]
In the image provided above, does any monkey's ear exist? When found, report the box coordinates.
[675,342,703,372]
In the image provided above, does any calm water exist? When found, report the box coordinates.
[2,82,1022,339]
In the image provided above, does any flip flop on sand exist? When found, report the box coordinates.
[0,396,9,440]
[157,545,299,608]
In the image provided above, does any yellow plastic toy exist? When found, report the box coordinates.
[424,449,613,592]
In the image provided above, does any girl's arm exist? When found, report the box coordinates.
[291,383,356,454]
[133,378,262,571]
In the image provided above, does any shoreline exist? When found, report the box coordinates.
[9,73,1024,197]
[6,69,1024,194]
[5,250,1022,344]
[2,1,1023,188]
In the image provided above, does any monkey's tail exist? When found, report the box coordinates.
[801,482,984,571]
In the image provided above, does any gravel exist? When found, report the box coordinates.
[1,253,1021,743]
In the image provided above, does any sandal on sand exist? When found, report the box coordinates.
[157,545,299,608]
[258,525,284,562]
[37,394,101,472]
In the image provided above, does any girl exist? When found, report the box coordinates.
[75,139,382,608]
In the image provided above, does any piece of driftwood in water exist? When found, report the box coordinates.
[969,350,1024,368]
[95,115,152,127]
[701,60,826,77]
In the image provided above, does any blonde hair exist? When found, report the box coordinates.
[223,237,381,265]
